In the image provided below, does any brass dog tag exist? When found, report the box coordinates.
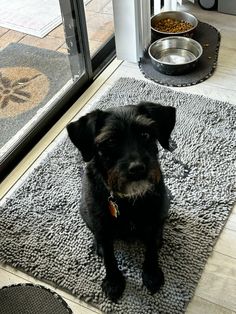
[108,195,120,218]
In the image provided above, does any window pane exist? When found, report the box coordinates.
[84,0,114,56]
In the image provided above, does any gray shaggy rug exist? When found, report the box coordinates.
[0,78,235,314]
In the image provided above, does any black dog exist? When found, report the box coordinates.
[67,101,176,302]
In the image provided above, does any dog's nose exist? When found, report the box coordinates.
[128,161,146,180]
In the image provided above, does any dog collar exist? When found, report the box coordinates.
[108,193,120,218]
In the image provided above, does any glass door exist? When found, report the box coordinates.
[84,0,114,56]
[0,0,115,180]
[84,0,115,75]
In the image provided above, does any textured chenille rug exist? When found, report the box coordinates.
[0,78,236,314]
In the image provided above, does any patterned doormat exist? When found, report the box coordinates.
[0,43,71,151]
[0,78,235,314]
[0,284,72,314]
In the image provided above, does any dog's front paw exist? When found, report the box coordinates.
[102,271,126,302]
[142,267,164,294]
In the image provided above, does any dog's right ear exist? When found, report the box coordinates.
[67,109,109,162]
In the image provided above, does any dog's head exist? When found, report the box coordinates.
[67,102,176,198]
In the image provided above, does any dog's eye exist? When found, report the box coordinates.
[102,138,116,147]
[107,138,115,144]
[97,137,116,152]
[141,132,150,140]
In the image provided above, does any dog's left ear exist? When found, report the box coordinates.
[137,102,176,150]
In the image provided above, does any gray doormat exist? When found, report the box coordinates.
[0,78,235,314]
[0,284,72,314]
[0,43,71,150]
[139,22,221,87]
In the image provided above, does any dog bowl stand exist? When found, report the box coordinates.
[139,21,221,87]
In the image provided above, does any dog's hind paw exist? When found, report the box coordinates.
[142,267,164,294]
[102,271,126,302]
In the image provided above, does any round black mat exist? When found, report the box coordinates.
[0,284,72,314]
[139,21,221,87]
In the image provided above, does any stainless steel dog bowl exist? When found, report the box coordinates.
[148,36,203,75]
[151,11,198,38]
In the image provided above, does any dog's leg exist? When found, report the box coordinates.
[142,230,164,294]
[98,238,126,302]
[93,238,104,257]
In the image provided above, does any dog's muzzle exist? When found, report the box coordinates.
[127,161,146,181]
[107,163,161,199]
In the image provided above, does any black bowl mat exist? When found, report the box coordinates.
[139,22,221,87]
[0,283,72,314]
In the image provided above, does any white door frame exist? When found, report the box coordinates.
[112,0,151,62]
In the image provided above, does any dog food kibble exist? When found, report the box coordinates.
[153,18,193,33]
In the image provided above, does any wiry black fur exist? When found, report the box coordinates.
[67,102,176,302]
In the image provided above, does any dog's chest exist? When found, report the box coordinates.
[109,199,150,239]
[113,212,138,238]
